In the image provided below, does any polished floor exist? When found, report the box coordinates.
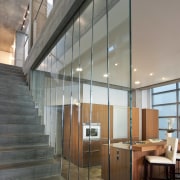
[61,159,102,180]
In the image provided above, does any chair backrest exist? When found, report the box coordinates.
[165,137,178,164]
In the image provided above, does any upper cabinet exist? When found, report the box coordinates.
[142,109,159,140]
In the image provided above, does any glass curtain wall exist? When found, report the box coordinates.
[30,0,131,179]
[152,83,180,139]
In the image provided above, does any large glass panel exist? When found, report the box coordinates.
[153,83,176,93]
[30,0,131,179]
[153,91,176,105]
[155,105,176,116]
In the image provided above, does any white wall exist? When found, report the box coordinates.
[83,84,128,138]
[0,51,14,65]
[15,31,26,67]
[83,84,128,106]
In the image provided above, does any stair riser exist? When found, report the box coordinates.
[0,81,27,87]
[0,83,28,89]
[0,89,30,96]
[0,125,44,135]
[0,119,41,125]
[0,107,38,115]
[0,69,23,75]
[0,64,23,71]
[0,100,35,108]
[0,148,54,165]
[0,114,41,122]
[0,84,28,90]
[0,78,26,85]
[0,163,60,179]
[0,70,24,77]
[0,75,25,81]
[0,95,33,102]
[0,135,49,147]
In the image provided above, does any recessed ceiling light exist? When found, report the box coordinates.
[108,46,114,52]
[103,73,109,77]
[76,17,85,25]
[149,73,154,76]
[133,68,137,72]
[135,81,140,85]
[76,67,83,72]
[114,63,118,66]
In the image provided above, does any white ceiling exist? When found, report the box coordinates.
[131,0,180,89]
[67,0,180,90]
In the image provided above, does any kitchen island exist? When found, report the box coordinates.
[101,140,167,180]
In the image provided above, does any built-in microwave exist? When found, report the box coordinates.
[82,123,101,140]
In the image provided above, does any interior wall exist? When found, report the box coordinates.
[83,84,128,106]
[15,31,26,67]
[0,51,14,65]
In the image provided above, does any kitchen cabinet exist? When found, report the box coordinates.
[63,103,113,167]
[142,109,159,140]
[101,144,130,180]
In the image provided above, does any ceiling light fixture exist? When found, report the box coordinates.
[103,73,109,77]
[21,4,29,31]
[133,68,137,72]
[135,81,140,85]
[114,63,118,66]
[108,46,114,52]
[76,67,83,72]
[149,73,154,76]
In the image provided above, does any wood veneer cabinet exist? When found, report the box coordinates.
[142,109,159,140]
[101,144,130,180]
[63,103,113,167]
[128,107,139,140]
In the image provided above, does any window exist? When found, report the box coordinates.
[152,83,179,139]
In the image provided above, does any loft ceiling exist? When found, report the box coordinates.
[0,0,29,53]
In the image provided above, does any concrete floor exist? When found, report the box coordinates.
[61,158,102,180]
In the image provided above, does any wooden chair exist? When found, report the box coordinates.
[144,137,178,180]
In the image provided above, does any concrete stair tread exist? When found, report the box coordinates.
[0,77,26,83]
[0,63,23,70]
[0,64,60,178]
[0,144,49,150]
[0,145,51,151]
[0,133,46,136]
[0,159,59,170]
[38,175,63,180]
[0,114,39,119]
[0,73,25,79]
[0,118,41,125]
[0,101,35,108]
[0,125,44,133]
[0,119,41,126]
[0,160,60,179]
[0,69,24,75]
[0,146,54,165]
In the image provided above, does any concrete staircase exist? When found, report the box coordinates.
[0,63,61,179]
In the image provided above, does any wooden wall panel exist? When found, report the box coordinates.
[128,107,140,140]
[142,109,159,140]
